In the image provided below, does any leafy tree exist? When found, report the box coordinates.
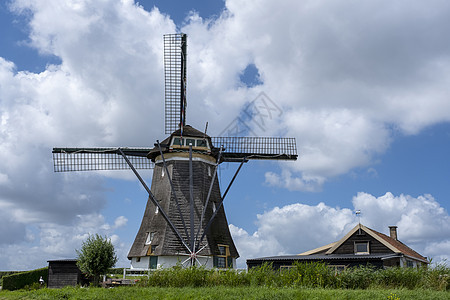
[76,234,118,286]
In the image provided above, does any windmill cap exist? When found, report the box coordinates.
[146,125,213,161]
[171,125,211,138]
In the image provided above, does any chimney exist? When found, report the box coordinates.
[389,226,398,240]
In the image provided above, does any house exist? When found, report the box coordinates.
[47,259,90,288]
[246,224,428,270]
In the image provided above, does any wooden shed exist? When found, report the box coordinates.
[47,259,90,288]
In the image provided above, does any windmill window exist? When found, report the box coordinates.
[218,245,227,255]
[170,136,210,149]
[155,206,159,214]
[216,257,226,268]
[173,137,183,146]
[186,138,195,146]
[354,242,369,254]
[212,202,216,213]
[214,244,231,269]
[208,166,212,177]
[145,232,155,245]
[197,139,207,147]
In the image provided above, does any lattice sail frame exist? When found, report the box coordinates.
[164,33,187,134]
[211,137,297,161]
[52,148,154,172]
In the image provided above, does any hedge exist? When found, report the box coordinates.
[2,267,48,291]
[0,271,20,286]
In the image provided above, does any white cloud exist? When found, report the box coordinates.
[0,213,130,270]
[232,192,450,268]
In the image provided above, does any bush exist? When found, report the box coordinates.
[76,234,117,286]
[2,267,48,291]
[425,263,450,291]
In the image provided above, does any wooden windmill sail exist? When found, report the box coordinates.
[52,33,297,269]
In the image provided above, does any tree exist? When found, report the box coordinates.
[76,234,118,286]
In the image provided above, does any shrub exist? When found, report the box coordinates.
[2,267,48,291]
[425,263,450,291]
[76,234,118,286]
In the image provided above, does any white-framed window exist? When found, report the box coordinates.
[145,232,155,245]
[170,136,210,149]
[280,265,293,271]
[328,265,346,275]
[354,241,370,254]
[172,137,183,146]
[197,139,207,147]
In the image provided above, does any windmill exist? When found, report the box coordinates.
[52,33,298,269]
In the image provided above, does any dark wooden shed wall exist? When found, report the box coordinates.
[47,261,83,288]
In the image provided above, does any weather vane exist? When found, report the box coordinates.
[355,210,361,224]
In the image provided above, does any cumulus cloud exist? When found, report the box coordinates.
[2,0,450,270]
[232,192,450,268]
[0,213,129,270]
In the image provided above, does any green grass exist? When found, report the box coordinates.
[0,286,449,300]
[133,262,450,290]
[1,262,449,299]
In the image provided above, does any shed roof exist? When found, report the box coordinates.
[47,259,78,262]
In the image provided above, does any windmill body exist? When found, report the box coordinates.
[128,126,238,269]
[52,33,297,270]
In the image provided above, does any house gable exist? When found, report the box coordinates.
[326,224,399,255]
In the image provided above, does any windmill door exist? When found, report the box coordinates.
[149,256,158,269]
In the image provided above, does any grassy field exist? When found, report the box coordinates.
[0,286,449,300]
[1,263,448,299]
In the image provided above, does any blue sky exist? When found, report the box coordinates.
[1,0,450,270]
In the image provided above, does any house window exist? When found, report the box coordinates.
[136,257,141,262]
[328,265,346,275]
[354,242,369,254]
[214,244,231,268]
[406,260,414,268]
[280,265,293,271]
